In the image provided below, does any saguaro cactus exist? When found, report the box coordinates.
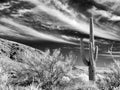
[80,17,98,82]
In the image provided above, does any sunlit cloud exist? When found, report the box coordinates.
[0,17,76,45]
[24,0,120,41]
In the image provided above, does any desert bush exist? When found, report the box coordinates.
[113,85,120,90]
[0,49,76,90]
[96,59,120,90]
[106,60,120,89]
[77,84,99,90]
[95,48,120,90]
[64,82,99,90]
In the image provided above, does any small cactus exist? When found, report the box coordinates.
[80,17,98,82]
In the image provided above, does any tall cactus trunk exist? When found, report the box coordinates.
[89,17,96,82]
[80,17,98,83]
[89,59,96,81]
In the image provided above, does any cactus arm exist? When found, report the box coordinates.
[83,57,90,66]
[80,38,90,66]
[89,42,95,66]
[94,46,98,61]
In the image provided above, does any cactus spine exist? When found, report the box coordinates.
[80,17,98,82]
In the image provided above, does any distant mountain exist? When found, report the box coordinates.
[0,38,44,63]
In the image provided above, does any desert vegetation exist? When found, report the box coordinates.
[0,47,97,90]
[0,47,88,90]
[1,48,120,90]
[0,39,120,90]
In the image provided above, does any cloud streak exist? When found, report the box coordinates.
[25,0,120,41]
[0,17,77,45]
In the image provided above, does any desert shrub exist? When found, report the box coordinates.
[0,49,76,90]
[77,84,99,90]
[96,60,120,90]
[64,82,99,90]
[107,60,120,89]
[113,85,120,90]
[96,75,110,90]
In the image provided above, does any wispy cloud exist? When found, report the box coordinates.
[24,0,120,41]
[0,17,76,44]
